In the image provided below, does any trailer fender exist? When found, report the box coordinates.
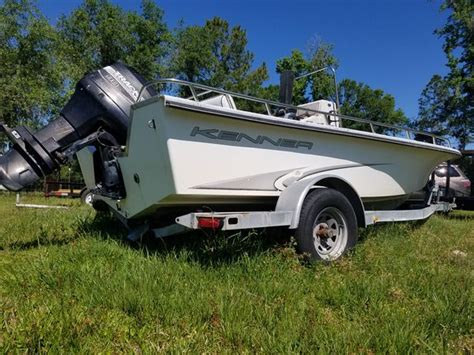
[275,174,366,229]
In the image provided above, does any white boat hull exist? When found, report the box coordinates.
[110,96,460,219]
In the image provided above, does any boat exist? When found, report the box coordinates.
[107,81,459,219]
[0,63,461,260]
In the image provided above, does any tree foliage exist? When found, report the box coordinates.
[417,0,474,148]
[171,17,268,95]
[417,74,451,135]
[0,0,64,127]
[307,40,339,102]
[338,79,407,126]
[57,0,170,83]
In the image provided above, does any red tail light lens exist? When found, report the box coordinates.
[462,180,471,189]
[197,217,224,230]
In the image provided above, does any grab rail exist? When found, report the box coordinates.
[137,78,452,148]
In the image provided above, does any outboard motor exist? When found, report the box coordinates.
[0,63,156,191]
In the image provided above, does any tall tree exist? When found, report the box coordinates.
[0,0,63,128]
[417,75,451,135]
[171,17,268,95]
[57,0,170,84]
[417,0,474,149]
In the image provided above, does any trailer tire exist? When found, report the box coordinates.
[296,188,358,261]
[80,188,94,206]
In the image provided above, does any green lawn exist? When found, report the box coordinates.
[0,193,472,353]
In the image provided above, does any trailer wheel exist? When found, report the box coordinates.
[80,188,94,207]
[80,189,109,212]
[296,188,358,261]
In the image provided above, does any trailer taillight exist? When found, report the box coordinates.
[197,217,224,230]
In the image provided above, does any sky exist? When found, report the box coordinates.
[37,0,450,120]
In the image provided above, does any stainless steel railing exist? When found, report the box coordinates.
[137,78,451,148]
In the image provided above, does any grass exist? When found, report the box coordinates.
[0,193,472,353]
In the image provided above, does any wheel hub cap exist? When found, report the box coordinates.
[312,207,348,260]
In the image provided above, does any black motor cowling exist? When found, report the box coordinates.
[0,63,156,191]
